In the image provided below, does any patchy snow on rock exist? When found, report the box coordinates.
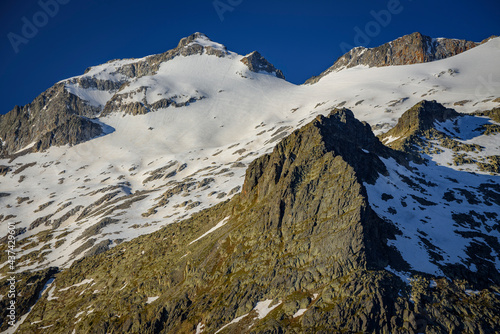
[59,278,94,292]
[254,299,282,319]
[196,322,205,333]
[1,35,499,278]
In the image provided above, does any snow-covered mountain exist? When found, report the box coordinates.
[0,32,499,333]
[1,31,499,272]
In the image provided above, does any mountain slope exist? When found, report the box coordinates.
[12,109,500,334]
[0,32,283,157]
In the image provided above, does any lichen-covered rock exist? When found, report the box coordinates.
[0,267,58,332]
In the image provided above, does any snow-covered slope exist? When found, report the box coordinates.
[1,34,499,279]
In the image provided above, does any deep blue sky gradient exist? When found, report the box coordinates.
[1,0,499,114]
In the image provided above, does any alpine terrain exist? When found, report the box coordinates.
[0,32,499,333]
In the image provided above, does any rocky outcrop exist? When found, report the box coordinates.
[240,51,285,79]
[101,90,204,116]
[306,32,481,84]
[33,115,103,152]
[379,100,459,152]
[66,76,124,91]
[0,267,57,332]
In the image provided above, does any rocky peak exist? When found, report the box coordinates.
[242,108,389,205]
[240,51,285,79]
[177,32,211,47]
[306,32,480,84]
[379,100,460,152]
[176,32,229,57]
[382,100,458,137]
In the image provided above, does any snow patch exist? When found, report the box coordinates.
[146,296,159,304]
[189,217,230,245]
[59,278,94,292]
[292,309,307,318]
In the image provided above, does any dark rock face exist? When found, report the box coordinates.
[306,32,480,84]
[240,51,285,79]
[34,115,103,152]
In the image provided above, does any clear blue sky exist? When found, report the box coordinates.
[1,0,499,114]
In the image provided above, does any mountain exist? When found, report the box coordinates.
[305,32,492,84]
[7,108,500,334]
[0,33,283,157]
[1,32,500,333]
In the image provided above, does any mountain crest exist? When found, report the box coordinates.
[176,32,229,57]
[306,32,480,84]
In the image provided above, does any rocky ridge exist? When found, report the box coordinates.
[305,32,484,84]
[0,83,103,157]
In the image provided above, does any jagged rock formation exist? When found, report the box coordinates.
[306,32,481,84]
[13,109,500,334]
[240,51,285,79]
[377,100,500,174]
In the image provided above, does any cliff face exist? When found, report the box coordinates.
[305,32,481,84]
[12,109,499,334]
